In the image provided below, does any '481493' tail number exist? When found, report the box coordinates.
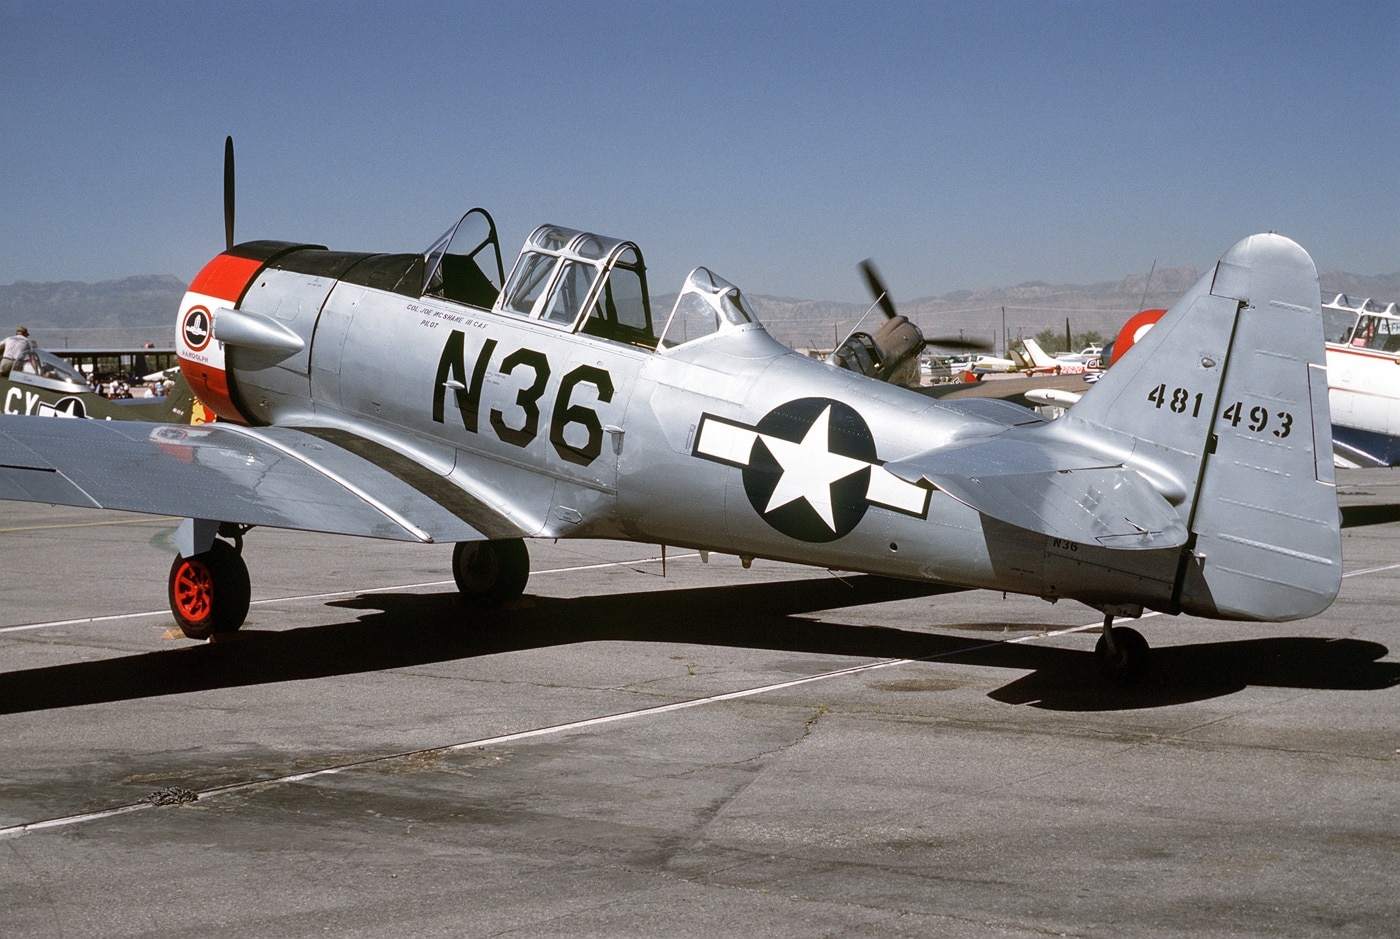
[1147,383,1293,438]
[432,330,614,466]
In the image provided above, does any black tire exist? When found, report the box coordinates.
[452,539,529,607]
[168,540,251,639]
[1094,625,1151,683]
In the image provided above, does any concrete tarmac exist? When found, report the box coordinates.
[0,471,1396,937]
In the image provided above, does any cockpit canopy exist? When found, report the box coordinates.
[423,208,506,308]
[657,267,757,348]
[421,213,765,353]
[497,225,656,347]
[1322,292,1400,350]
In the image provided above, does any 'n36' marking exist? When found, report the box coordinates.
[433,330,614,466]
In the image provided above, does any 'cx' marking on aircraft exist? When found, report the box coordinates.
[693,397,930,542]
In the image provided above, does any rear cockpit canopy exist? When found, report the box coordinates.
[657,267,758,349]
[497,225,657,348]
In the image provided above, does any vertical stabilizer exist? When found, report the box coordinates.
[1057,233,1340,620]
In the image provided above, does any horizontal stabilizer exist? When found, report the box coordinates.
[886,436,1186,549]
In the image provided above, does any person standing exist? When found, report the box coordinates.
[0,326,39,377]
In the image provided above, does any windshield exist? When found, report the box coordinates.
[36,350,89,384]
[1323,306,1360,344]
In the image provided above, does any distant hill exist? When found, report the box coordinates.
[0,275,185,348]
[1,268,1395,352]
[751,268,1400,350]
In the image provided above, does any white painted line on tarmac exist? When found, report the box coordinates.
[0,552,697,634]
[0,515,179,534]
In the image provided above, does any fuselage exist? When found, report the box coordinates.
[175,231,1189,618]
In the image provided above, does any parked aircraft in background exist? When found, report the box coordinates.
[1019,337,1093,376]
[1,349,209,424]
[0,142,1342,683]
[1321,293,1400,467]
[827,260,986,386]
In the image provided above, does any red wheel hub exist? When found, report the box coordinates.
[172,558,214,623]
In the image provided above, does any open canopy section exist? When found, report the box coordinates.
[422,208,506,309]
[496,225,656,348]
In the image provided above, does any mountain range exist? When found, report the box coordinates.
[3,267,1396,352]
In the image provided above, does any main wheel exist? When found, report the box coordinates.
[168,539,251,639]
[453,539,529,607]
[1094,625,1150,683]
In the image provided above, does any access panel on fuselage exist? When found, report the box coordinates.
[230,268,336,403]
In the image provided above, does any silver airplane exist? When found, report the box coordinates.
[0,163,1341,681]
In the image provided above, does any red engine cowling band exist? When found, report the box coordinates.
[176,241,313,424]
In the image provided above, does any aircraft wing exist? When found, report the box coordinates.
[885,435,1186,550]
[917,373,1093,408]
[0,416,524,544]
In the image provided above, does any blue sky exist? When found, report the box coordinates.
[1,1,1395,301]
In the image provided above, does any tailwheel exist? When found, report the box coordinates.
[1094,615,1151,683]
[453,539,529,607]
[168,539,251,640]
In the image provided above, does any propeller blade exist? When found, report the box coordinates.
[223,136,235,251]
[1065,317,1072,355]
[859,259,898,320]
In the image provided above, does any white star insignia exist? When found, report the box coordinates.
[692,406,931,536]
[759,406,869,531]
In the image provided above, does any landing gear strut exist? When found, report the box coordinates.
[453,539,529,607]
[1094,613,1150,683]
[168,538,250,639]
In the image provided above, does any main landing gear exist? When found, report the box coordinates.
[165,532,531,640]
[168,537,251,640]
[453,538,530,607]
[1095,611,1151,683]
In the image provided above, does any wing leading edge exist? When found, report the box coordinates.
[0,416,524,544]
[885,435,1187,550]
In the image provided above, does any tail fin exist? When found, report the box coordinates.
[1057,233,1340,621]
[1020,337,1059,370]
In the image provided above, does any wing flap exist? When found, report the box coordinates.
[0,417,524,544]
[885,436,1187,550]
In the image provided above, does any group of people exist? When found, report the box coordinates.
[0,326,39,378]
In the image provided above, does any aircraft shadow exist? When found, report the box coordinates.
[1340,503,1400,528]
[0,576,1395,714]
